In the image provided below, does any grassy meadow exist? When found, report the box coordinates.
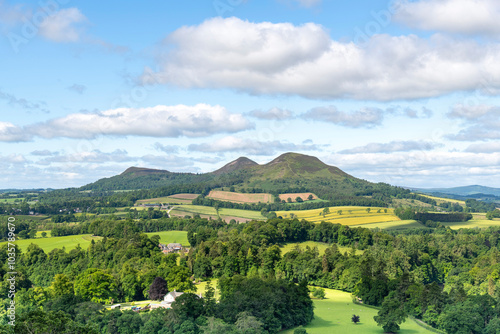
[0,234,102,252]
[280,241,364,256]
[281,288,434,334]
[145,231,189,246]
[276,206,399,226]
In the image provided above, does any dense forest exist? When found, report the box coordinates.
[2,214,500,333]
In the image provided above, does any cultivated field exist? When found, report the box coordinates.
[279,192,318,202]
[276,206,399,226]
[350,220,425,230]
[282,288,434,334]
[207,190,273,204]
[168,205,266,222]
[420,194,466,206]
[135,194,199,205]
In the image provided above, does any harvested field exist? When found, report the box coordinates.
[207,190,273,204]
[279,192,318,202]
[169,193,200,200]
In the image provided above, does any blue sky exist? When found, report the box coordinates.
[1,0,500,189]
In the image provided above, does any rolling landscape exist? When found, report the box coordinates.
[3,0,500,333]
[1,152,500,333]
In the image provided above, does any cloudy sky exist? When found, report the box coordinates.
[1,0,500,189]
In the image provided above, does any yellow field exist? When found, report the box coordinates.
[441,214,500,229]
[419,194,466,206]
[276,206,399,226]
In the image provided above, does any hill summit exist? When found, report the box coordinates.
[212,157,258,175]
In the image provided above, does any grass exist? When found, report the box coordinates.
[145,231,189,246]
[281,288,434,334]
[218,208,266,220]
[441,214,500,229]
[174,205,218,215]
[280,241,363,256]
[276,206,399,226]
[0,234,102,253]
[135,195,195,205]
[0,198,24,203]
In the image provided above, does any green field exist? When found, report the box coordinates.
[281,241,363,256]
[145,231,189,246]
[281,288,434,334]
[0,197,24,203]
[219,208,266,221]
[441,214,500,229]
[276,206,399,226]
[0,234,103,253]
[1,231,189,253]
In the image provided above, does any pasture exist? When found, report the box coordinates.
[135,194,198,205]
[441,214,500,229]
[0,234,102,253]
[281,288,434,334]
[145,231,189,246]
[207,190,273,204]
[281,241,364,256]
[276,206,399,226]
[279,192,318,202]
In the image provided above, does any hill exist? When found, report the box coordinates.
[412,185,500,203]
[66,153,419,206]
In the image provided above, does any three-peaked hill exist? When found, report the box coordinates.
[78,153,399,201]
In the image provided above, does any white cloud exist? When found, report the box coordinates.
[0,104,253,142]
[302,106,384,128]
[0,1,28,27]
[0,122,30,142]
[153,142,180,154]
[465,142,500,153]
[339,141,441,154]
[189,136,319,155]
[394,0,500,35]
[39,8,87,42]
[248,107,293,120]
[142,17,500,101]
[447,104,500,141]
[40,149,133,164]
[325,151,500,187]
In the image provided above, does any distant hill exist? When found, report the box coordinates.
[413,185,500,197]
[78,152,382,200]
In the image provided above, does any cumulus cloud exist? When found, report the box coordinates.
[0,104,252,142]
[324,151,500,187]
[39,8,87,42]
[447,104,500,141]
[153,142,180,154]
[0,122,30,142]
[141,17,500,101]
[248,107,293,120]
[31,150,59,156]
[394,0,500,35]
[302,106,384,128]
[339,141,442,154]
[40,149,133,164]
[465,142,500,153]
[189,136,320,155]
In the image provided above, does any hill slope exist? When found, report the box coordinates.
[77,153,398,201]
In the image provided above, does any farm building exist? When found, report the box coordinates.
[159,243,183,254]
